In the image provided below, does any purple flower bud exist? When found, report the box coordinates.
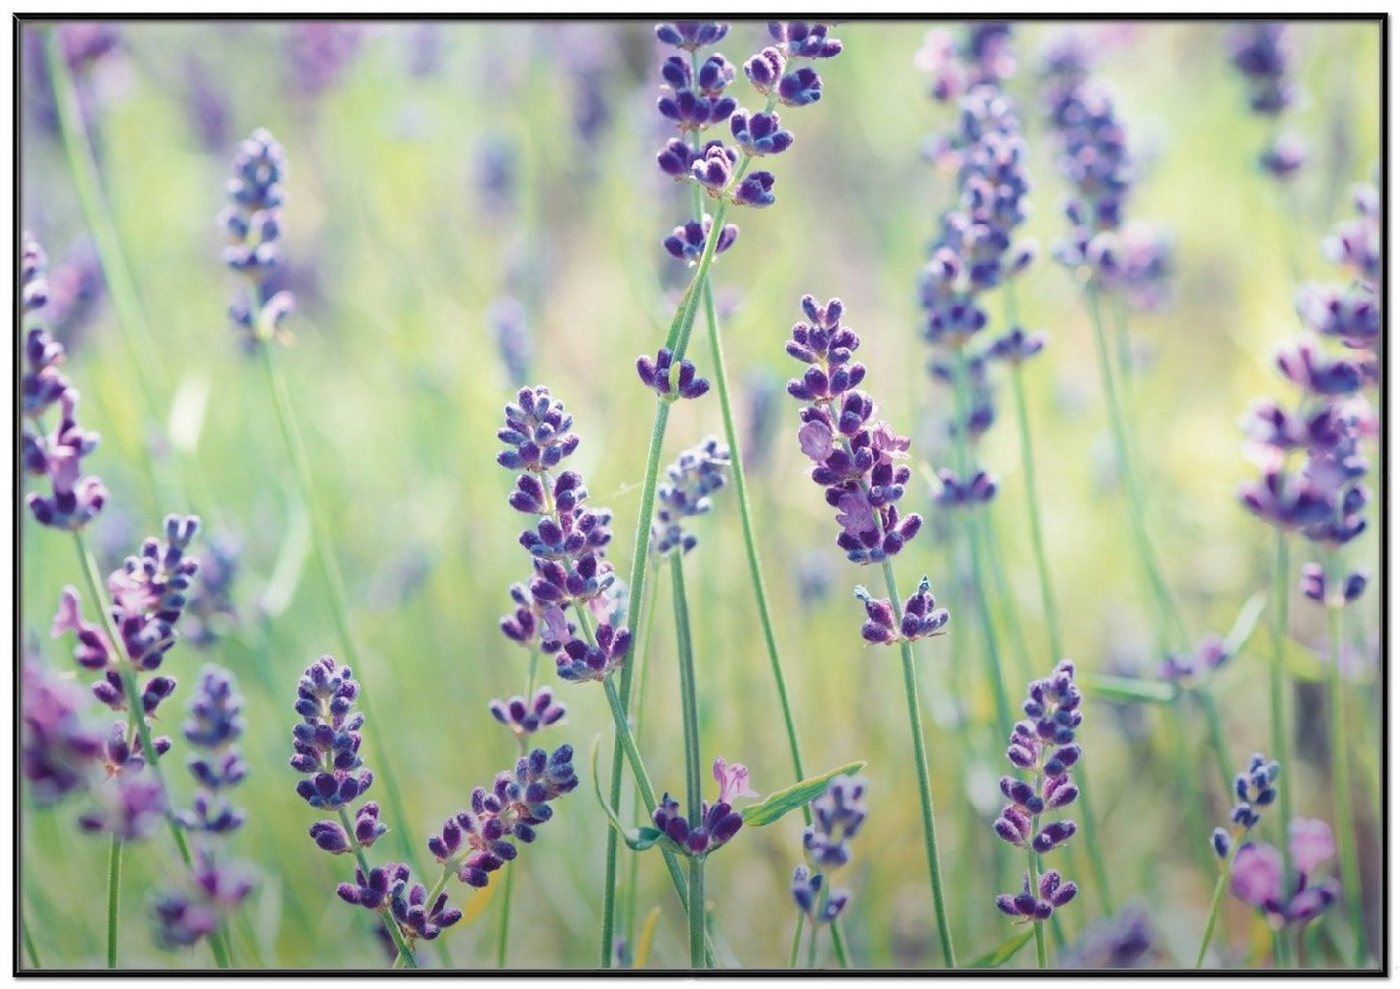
[777,67,823,107]
[733,170,776,208]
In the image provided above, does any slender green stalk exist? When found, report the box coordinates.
[1195,689,1237,801]
[106,833,122,968]
[1269,533,1295,879]
[1325,553,1366,968]
[1028,844,1047,969]
[807,914,821,969]
[21,911,41,969]
[1008,367,1063,662]
[700,280,809,798]
[255,341,416,871]
[1083,288,1186,647]
[881,559,956,968]
[623,579,662,956]
[496,864,516,969]
[1195,841,1241,968]
[669,552,707,969]
[343,806,416,969]
[788,915,805,969]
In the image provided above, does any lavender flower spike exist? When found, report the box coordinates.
[792,775,869,925]
[221,128,295,348]
[652,436,731,555]
[994,661,1083,923]
[21,661,103,806]
[652,755,751,858]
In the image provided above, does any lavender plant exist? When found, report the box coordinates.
[1226,23,1306,182]
[784,294,956,967]
[790,776,868,968]
[220,128,417,871]
[1229,819,1341,932]
[1194,754,1279,966]
[994,661,1084,969]
[153,667,254,950]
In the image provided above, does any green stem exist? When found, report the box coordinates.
[1269,533,1295,878]
[1009,367,1063,662]
[700,280,809,802]
[1195,689,1237,801]
[1195,840,1241,968]
[73,534,232,969]
[21,911,41,969]
[106,833,122,968]
[669,552,707,970]
[881,559,956,968]
[342,806,416,969]
[1029,849,1047,969]
[623,578,662,956]
[788,914,805,969]
[807,915,821,969]
[255,341,417,871]
[977,513,1035,688]
[1325,553,1366,967]
[689,856,706,970]
[1083,288,1186,648]
[496,864,516,969]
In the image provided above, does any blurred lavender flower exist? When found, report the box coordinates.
[786,295,923,565]
[652,436,731,555]
[44,238,106,348]
[220,129,295,350]
[651,755,751,858]
[155,666,254,949]
[78,770,166,841]
[1158,634,1230,687]
[1058,903,1161,968]
[741,369,780,474]
[428,744,577,889]
[1230,818,1341,927]
[287,22,363,99]
[182,56,230,153]
[792,774,868,925]
[994,661,1083,924]
[914,22,1013,103]
[1226,23,1297,117]
[21,662,103,806]
[185,534,241,649]
[487,297,533,388]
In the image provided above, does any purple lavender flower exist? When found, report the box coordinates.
[1059,904,1160,969]
[915,23,1014,104]
[994,661,1083,924]
[790,773,867,925]
[637,347,711,401]
[428,745,577,889]
[78,770,167,841]
[1299,562,1368,606]
[656,22,729,51]
[185,534,241,649]
[651,756,751,858]
[287,22,363,99]
[1211,753,1279,849]
[786,295,923,565]
[290,656,373,815]
[855,578,950,645]
[1226,23,1297,117]
[730,109,794,156]
[1260,132,1307,180]
[987,325,1046,364]
[221,129,296,349]
[1230,818,1341,928]
[496,385,581,472]
[487,296,533,388]
[489,687,566,739]
[663,214,740,263]
[1158,634,1230,686]
[652,436,731,555]
[21,662,103,806]
[151,854,255,949]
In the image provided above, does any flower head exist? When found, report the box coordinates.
[652,437,731,555]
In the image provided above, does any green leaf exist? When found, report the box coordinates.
[967,929,1036,968]
[1222,590,1268,659]
[588,736,663,853]
[740,761,867,827]
[1082,674,1179,705]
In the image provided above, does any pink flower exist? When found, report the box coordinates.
[797,419,834,460]
[712,757,757,804]
[869,421,910,466]
[834,491,874,537]
[1288,818,1335,876]
[1230,843,1283,908]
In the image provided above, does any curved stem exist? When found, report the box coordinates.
[881,559,956,968]
[1325,552,1366,967]
[255,341,417,872]
[788,914,805,969]
[1194,841,1240,968]
[106,834,122,968]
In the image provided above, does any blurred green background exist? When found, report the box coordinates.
[19,19,1381,969]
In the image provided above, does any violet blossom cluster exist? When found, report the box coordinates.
[1210,753,1278,858]
[153,667,254,948]
[496,386,631,683]
[994,661,1083,924]
[220,128,295,350]
[854,577,950,646]
[652,757,752,858]
[914,22,1014,104]
[21,661,103,807]
[1039,38,1173,309]
[22,233,107,532]
[1226,23,1306,180]
[1230,817,1341,928]
[427,744,577,889]
[785,295,923,565]
[1239,185,1379,601]
[488,687,566,741]
[652,436,731,555]
[791,775,868,925]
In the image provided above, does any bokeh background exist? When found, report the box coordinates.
[19,19,1382,970]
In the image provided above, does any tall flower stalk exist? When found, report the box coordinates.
[1194,754,1279,966]
[785,294,956,967]
[219,129,417,872]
